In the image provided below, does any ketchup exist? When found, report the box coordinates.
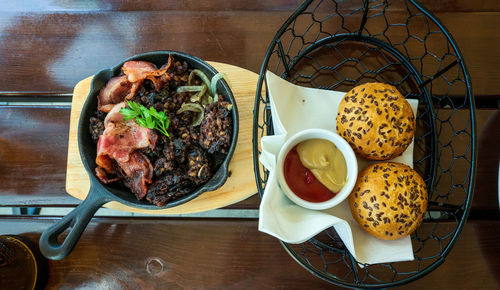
[283,147,337,203]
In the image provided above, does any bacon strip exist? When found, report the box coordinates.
[123,55,174,91]
[116,151,153,200]
[97,56,173,112]
[122,61,157,83]
[95,166,119,184]
[150,55,173,91]
[97,75,132,113]
[98,102,157,163]
[95,102,157,199]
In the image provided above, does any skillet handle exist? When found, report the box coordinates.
[39,184,111,260]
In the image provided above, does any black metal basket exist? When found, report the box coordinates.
[253,0,476,287]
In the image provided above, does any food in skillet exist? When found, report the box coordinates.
[89,55,233,206]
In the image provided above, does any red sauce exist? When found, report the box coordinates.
[283,147,337,203]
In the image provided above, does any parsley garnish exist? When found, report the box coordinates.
[120,101,170,137]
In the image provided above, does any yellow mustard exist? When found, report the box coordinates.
[296,139,347,193]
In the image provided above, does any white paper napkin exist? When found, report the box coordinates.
[258,71,419,264]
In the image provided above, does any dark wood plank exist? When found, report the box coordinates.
[3,0,499,13]
[1,106,497,211]
[0,2,497,96]
[0,217,334,289]
[419,0,500,12]
[429,109,498,214]
[410,220,500,288]
[0,217,498,288]
[2,0,302,12]
[471,109,500,215]
[442,12,500,99]
[0,106,259,209]
[0,10,288,94]
[0,106,77,205]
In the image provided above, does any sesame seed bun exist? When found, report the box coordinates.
[336,82,415,160]
[348,162,428,240]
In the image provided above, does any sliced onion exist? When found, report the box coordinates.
[210,72,230,97]
[177,102,204,127]
[190,84,207,102]
[188,69,211,89]
[176,85,203,93]
[197,164,208,178]
[201,95,214,107]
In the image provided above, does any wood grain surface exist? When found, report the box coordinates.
[0,104,262,209]
[0,216,498,289]
[471,110,500,216]
[1,108,496,211]
[0,0,498,288]
[0,1,498,98]
[0,107,78,206]
[66,62,258,214]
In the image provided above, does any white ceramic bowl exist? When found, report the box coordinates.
[276,128,358,210]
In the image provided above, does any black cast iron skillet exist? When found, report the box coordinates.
[39,51,239,260]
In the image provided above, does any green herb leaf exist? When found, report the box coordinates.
[135,117,147,128]
[158,110,167,121]
[164,115,170,128]
[127,100,141,112]
[120,101,170,137]
[119,107,139,121]
[148,106,163,120]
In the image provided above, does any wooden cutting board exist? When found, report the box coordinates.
[66,62,258,214]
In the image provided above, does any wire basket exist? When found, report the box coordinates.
[253,0,476,287]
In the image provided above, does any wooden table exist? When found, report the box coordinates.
[0,1,499,288]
